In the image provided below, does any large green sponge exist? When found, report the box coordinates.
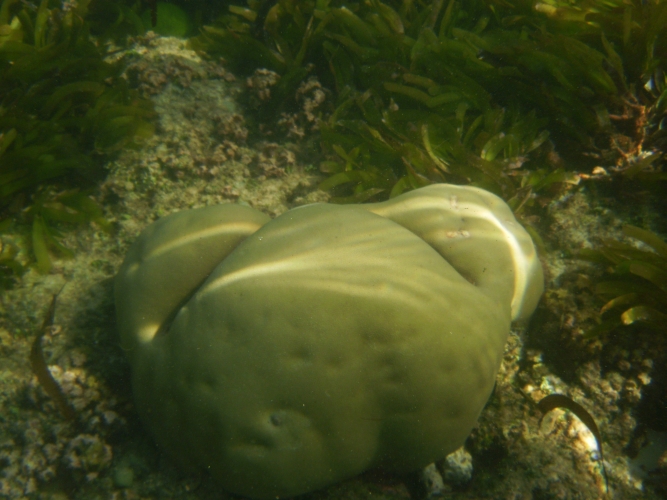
[115,184,543,499]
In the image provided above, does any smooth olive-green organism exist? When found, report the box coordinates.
[115,184,543,499]
[141,2,192,37]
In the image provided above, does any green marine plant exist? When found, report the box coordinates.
[30,288,77,421]
[86,0,148,41]
[580,225,667,338]
[27,189,111,274]
[0,226,23,287]
[140,2,192,37]
[0,0,155,273]
[191,0,666,203]
[535,393,608,492]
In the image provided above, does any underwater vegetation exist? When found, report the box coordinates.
[140,2,192,38]
[191,0,667,204]
[0,0,154,276]
[580,224,667,338]
[30,287,77,421]
[0,227,23,287]
[535,393,608,492]
[27,189,112,273]
[0,0,664,278]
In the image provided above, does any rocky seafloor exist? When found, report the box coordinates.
[0,34,666,499]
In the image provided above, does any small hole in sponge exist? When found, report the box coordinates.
[270,412,284,427]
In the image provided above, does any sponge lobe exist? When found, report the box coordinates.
[118,186,542,499]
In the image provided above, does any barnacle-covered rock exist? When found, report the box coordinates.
[115,184,543,499]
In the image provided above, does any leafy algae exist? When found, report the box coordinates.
[0,0,154,274]
[190,0,666,204]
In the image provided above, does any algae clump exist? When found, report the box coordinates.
[115,184,544,499]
